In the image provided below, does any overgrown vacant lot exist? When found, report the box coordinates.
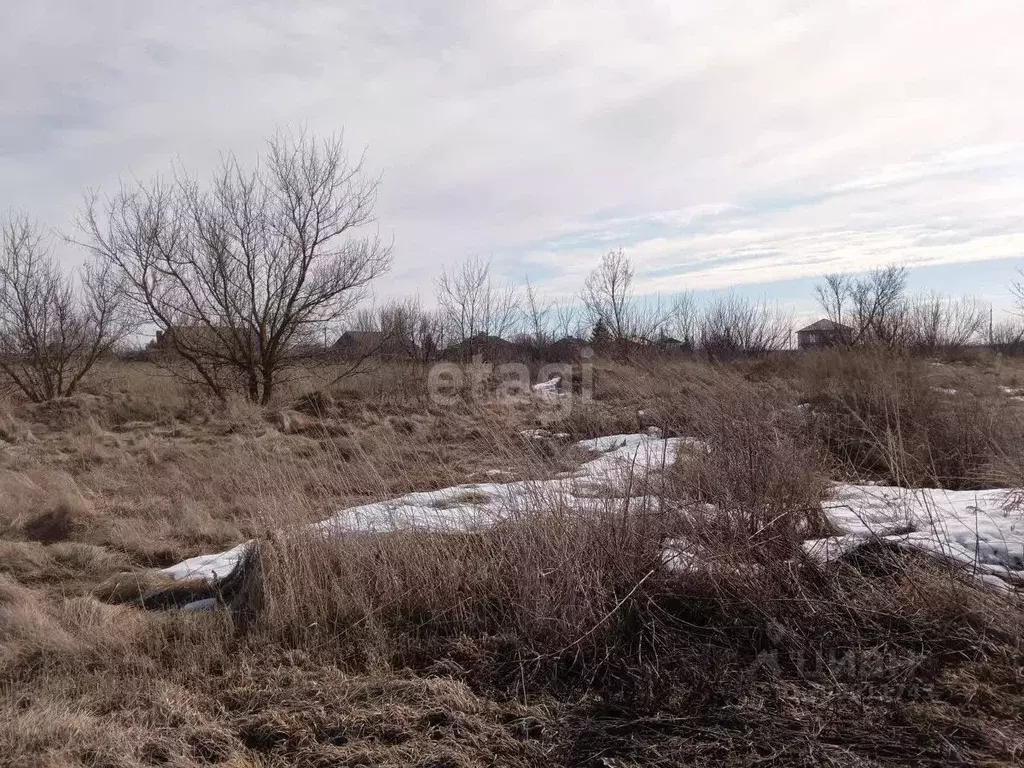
[2,351,1024,766]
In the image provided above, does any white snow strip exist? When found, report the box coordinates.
[162,543,249,583]
[163,431,1024,593]
[162,432,687,582]
[531,376,563,400]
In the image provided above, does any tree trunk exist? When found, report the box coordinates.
[260,371,274,406]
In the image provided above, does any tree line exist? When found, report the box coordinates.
[814,266,999,353]
[1,130,1018,404]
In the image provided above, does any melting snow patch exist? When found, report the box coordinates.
[532,376,563,400]
[519,428,569,440]
[162,432,1024,595]
[806,484,1024,590]
[163,542,249,583]
[1000,386,1024,401]
[181,597,218,612]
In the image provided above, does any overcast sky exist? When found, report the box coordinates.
[3,1,1023,310]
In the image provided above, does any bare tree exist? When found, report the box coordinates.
[814,273,849,331]
[858,266,908,347]
[664,291,699,348]
[522,279,553,348]
[697,294,792,357]
[1010,269,1024,319]
[815,266,908,346]
[435,256,520,354]
[78,130,391,404]
[581,249,665,353]
[405,300,446,363]
[552,298,586,340]
[0,214,132,401]
[995,270,1024,354]
[348,306,380,334]
[991,318,1024,353]
[374,297,445,363]
[906,292,987,352]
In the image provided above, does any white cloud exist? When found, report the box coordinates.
[1,1,1023,299]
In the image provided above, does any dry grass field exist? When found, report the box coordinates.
[2,350,1024,766]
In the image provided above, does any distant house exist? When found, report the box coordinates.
[655,334,693,356]
[333,330,406,359]
[444,333,518,362]
[148,325,229,356]
[796,319,854,349]
[150,326,185,350]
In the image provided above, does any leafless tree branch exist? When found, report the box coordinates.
[0,213,134,401]
[76,130,391,404]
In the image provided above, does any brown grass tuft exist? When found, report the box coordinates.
[20,497,92,543]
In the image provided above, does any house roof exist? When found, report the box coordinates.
[449,333,513,347]
[151,324,229,348]
[796,318,853,334]
[333,331,393,348]
[334,330,385,347]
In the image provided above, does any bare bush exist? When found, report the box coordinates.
[1011,268,1024,315]
[521,278,553,349]
[381,297,445,363]
[78,130,391,404]
[663,291,698,349]
[350,296,445,363]
[666,372,830,557]
[551,297,587,340]
[0,214,132,402]
[816,268,988,352]
[991,318,1024,353]
[234,501,669,678]
[905,292,988,352]
[697,293,792,357]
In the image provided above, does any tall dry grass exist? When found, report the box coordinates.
[662,371,832,560]
[795,348,1024,488]
[1,355,1024,764]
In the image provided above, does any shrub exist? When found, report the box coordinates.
[663,371,831,559]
